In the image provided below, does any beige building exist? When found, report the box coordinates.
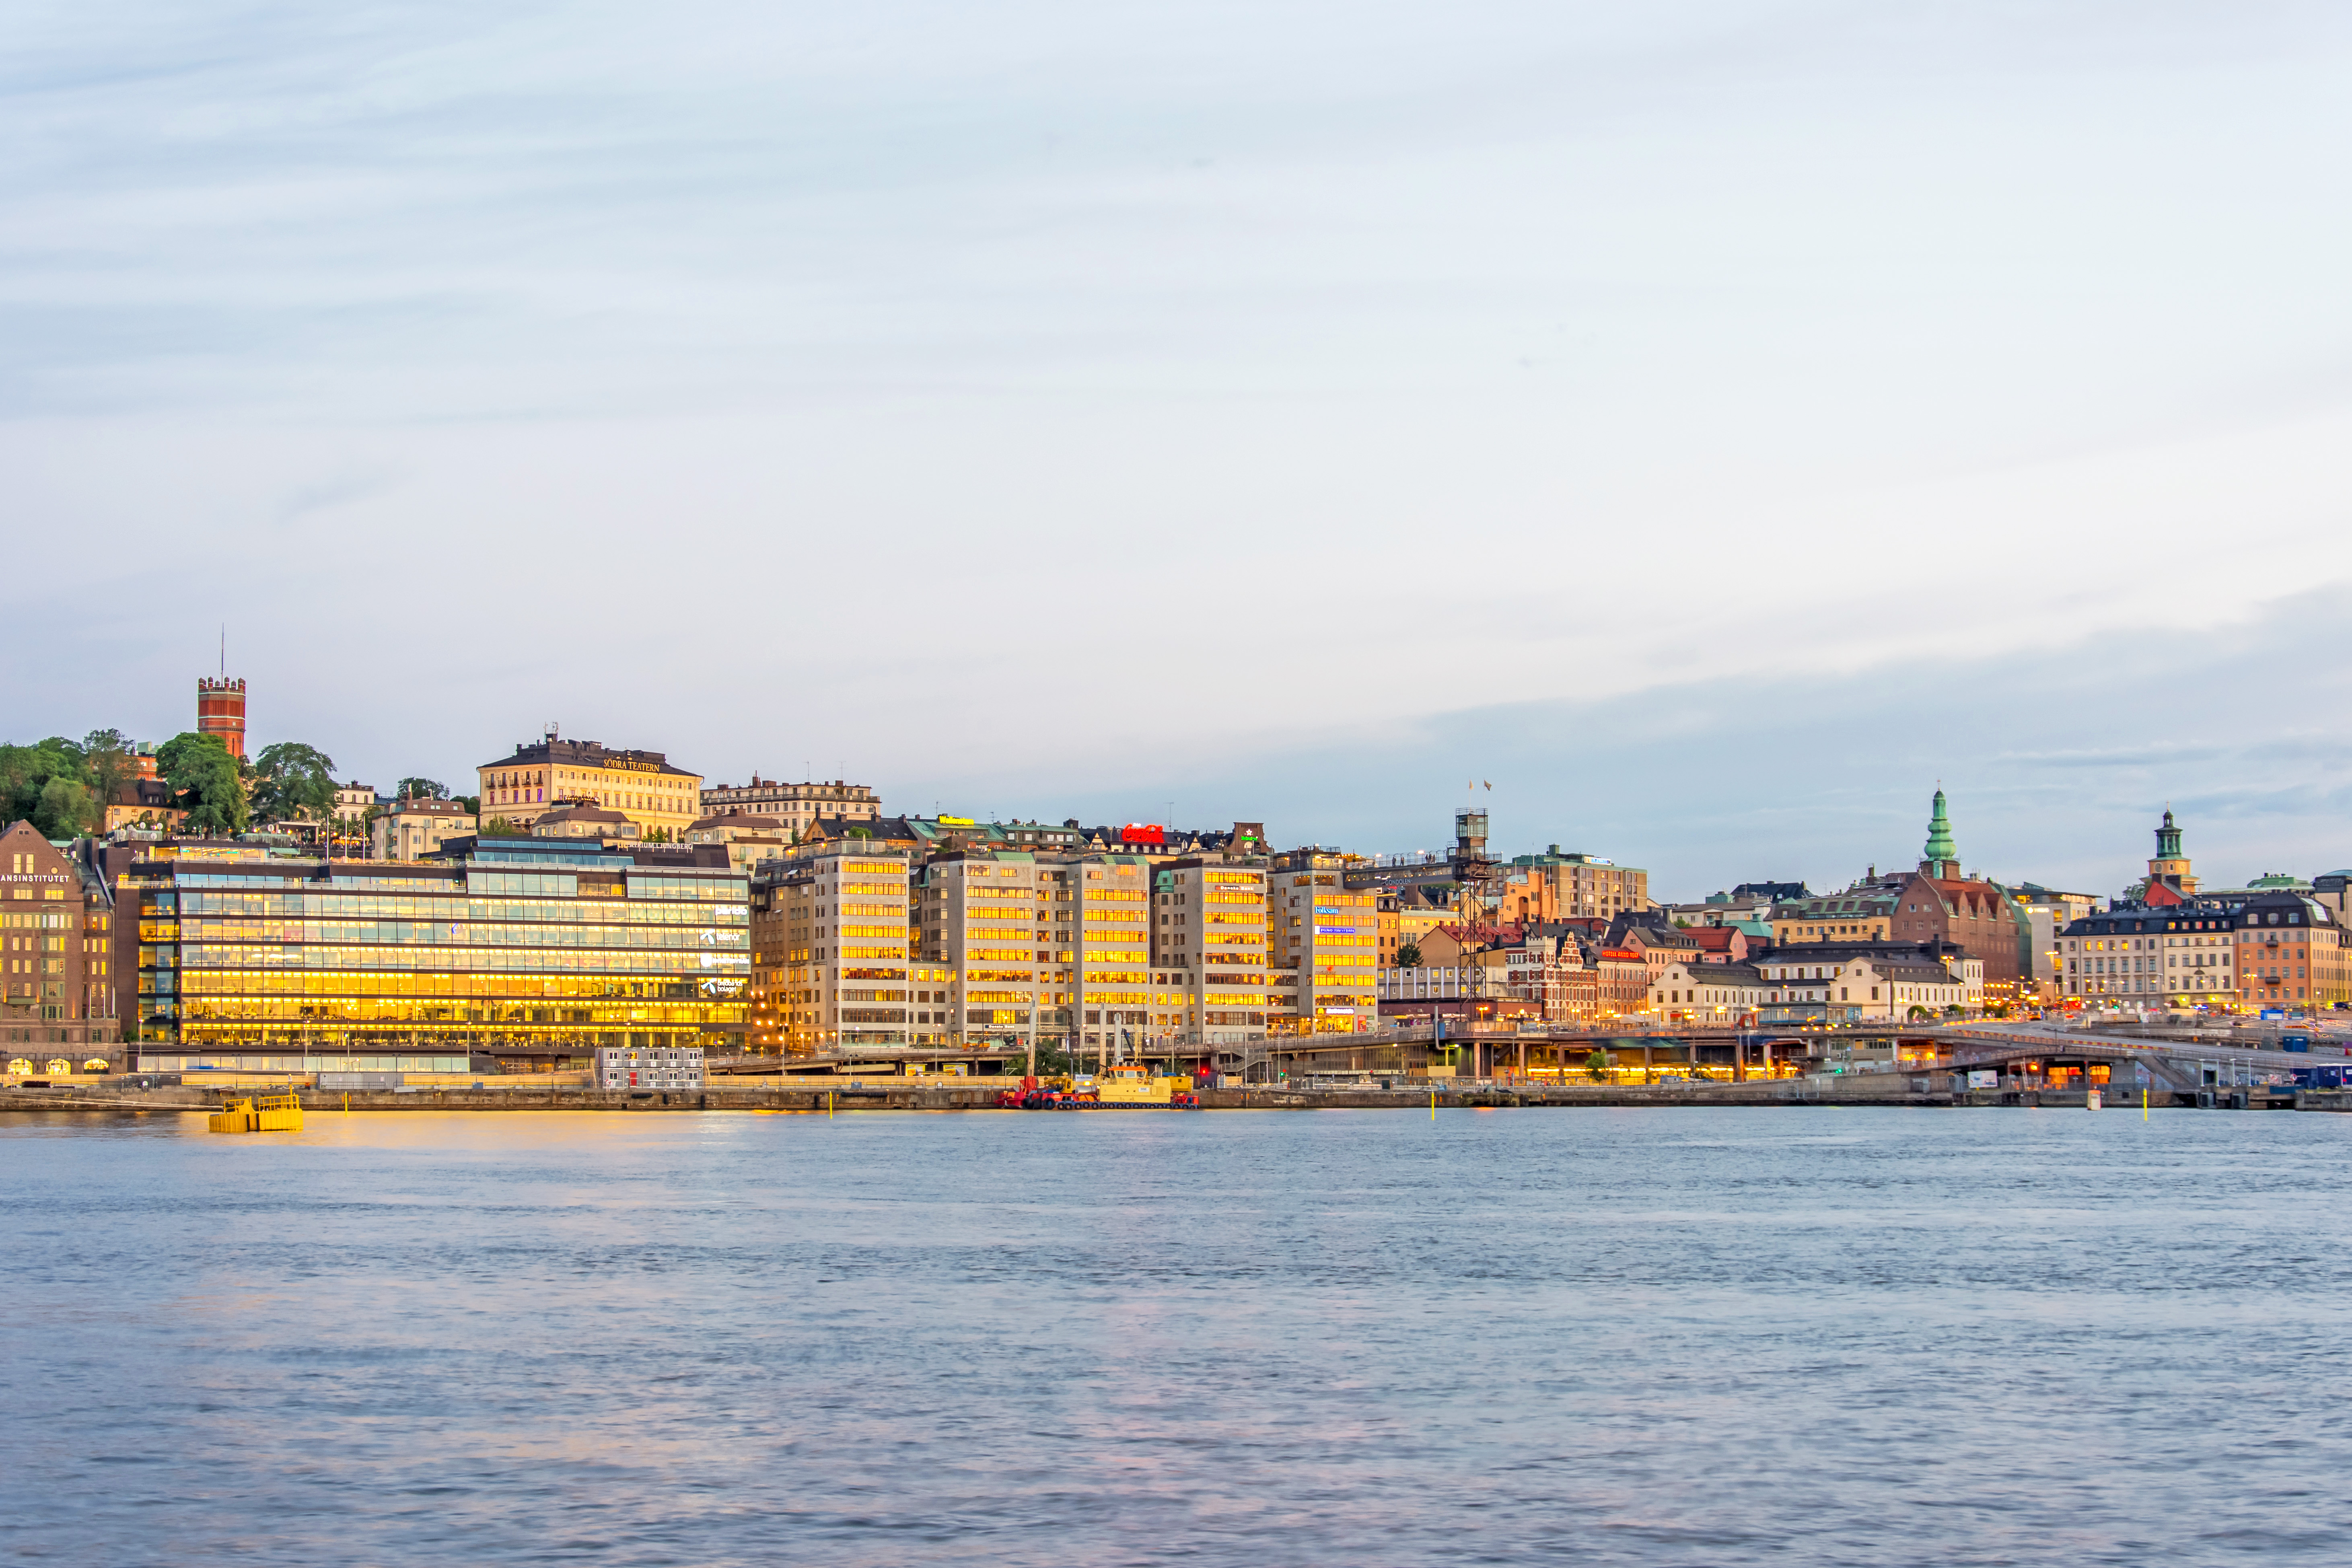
[1068,855,1160,1060]
[1153,853,1270,1049]
[1652,951,1971,1023]
[528,803,638,844]
[699,776,880,841]
[755,843,922,1052]
[371,797,477,860]
[684,810,794,876]
[915,852,1067,1055]
[1504,847,1651,920]
[1770,885,1900,945]
[1268,849,1379,1033]
[333,782,379,829]
[476,733,702,841]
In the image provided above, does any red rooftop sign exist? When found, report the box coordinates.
[1120,823,1165,845]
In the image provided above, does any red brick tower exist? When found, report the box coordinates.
[197,676,247,760]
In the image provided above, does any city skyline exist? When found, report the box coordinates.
[27,649,2348,912]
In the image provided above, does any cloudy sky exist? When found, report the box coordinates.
[6,1,2350,897]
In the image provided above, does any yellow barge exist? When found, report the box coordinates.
[208,1092,305,1134]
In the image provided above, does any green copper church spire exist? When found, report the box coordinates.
[1922,788,1957,871]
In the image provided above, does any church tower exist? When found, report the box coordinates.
[2148,809,2198,897]
[1920,789,1960,880]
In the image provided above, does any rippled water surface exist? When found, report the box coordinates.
[6,1105,2352,1565]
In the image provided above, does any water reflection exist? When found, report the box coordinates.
[3,1107,2349,1564]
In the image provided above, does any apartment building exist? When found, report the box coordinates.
[683,809,794,877]
[1505,846,1650,920]
[2058,891,2349,1012]
[700,777,881,840]
[371,797,477,861]
[1771,885,1900,945]
[915,854,1068,1056]
[1268,849,1379,1033]
[1153,855,1270,1048]
[1068,855,1161,1058]
[477,733,703,842]
[754,844,922,1052]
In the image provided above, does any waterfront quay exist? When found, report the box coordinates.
[8,1019,2350,1114]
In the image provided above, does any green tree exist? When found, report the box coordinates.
[1396,941,1422,968]
[249,741,338,823]
[157,732,249,835]
[396,777,449,800]
[1029,1035,1076,1077]
[455,794,479,815]
[80,729,136,815]
[37,776,97,836]
[0,738,99,837]
[483,815,518,837]
[1586,1048,1611,1082]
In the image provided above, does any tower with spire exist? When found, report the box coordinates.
[2144,809,2198,903]
[1920,789,1959,880]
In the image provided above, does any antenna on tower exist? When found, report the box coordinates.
[220,625,225,675]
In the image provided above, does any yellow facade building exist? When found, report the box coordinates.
[477,733,703,842]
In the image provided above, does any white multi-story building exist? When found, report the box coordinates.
[1654,949,1975,1024]
[1153,855,1270,1049]
[1069,855,1159,1060]
[699,776,881,840]
[916,853,1067,1055]
[756,843,921,1050]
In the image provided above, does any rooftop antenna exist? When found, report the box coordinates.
[219,624,225,675]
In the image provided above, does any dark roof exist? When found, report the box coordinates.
[478,738,696,777]
[534,804,630,825]
[1755,939,1978,963]
[1665,960,1766,984]
[2062,890,2329,936]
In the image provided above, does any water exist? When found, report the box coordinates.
[5,1105,2351,1566]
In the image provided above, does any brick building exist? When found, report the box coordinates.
[0,822,114,1063]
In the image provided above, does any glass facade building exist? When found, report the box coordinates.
[126,838,748,1073]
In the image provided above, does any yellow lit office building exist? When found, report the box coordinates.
[1070,855,1160,1058]
[753,843,926,1052]
[1269,849,1379,1033]
[1153,856,1270,1050]
[126,838,748,1074]
[914,853,1070,1054]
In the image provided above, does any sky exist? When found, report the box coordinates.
[5,1,2351,898]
